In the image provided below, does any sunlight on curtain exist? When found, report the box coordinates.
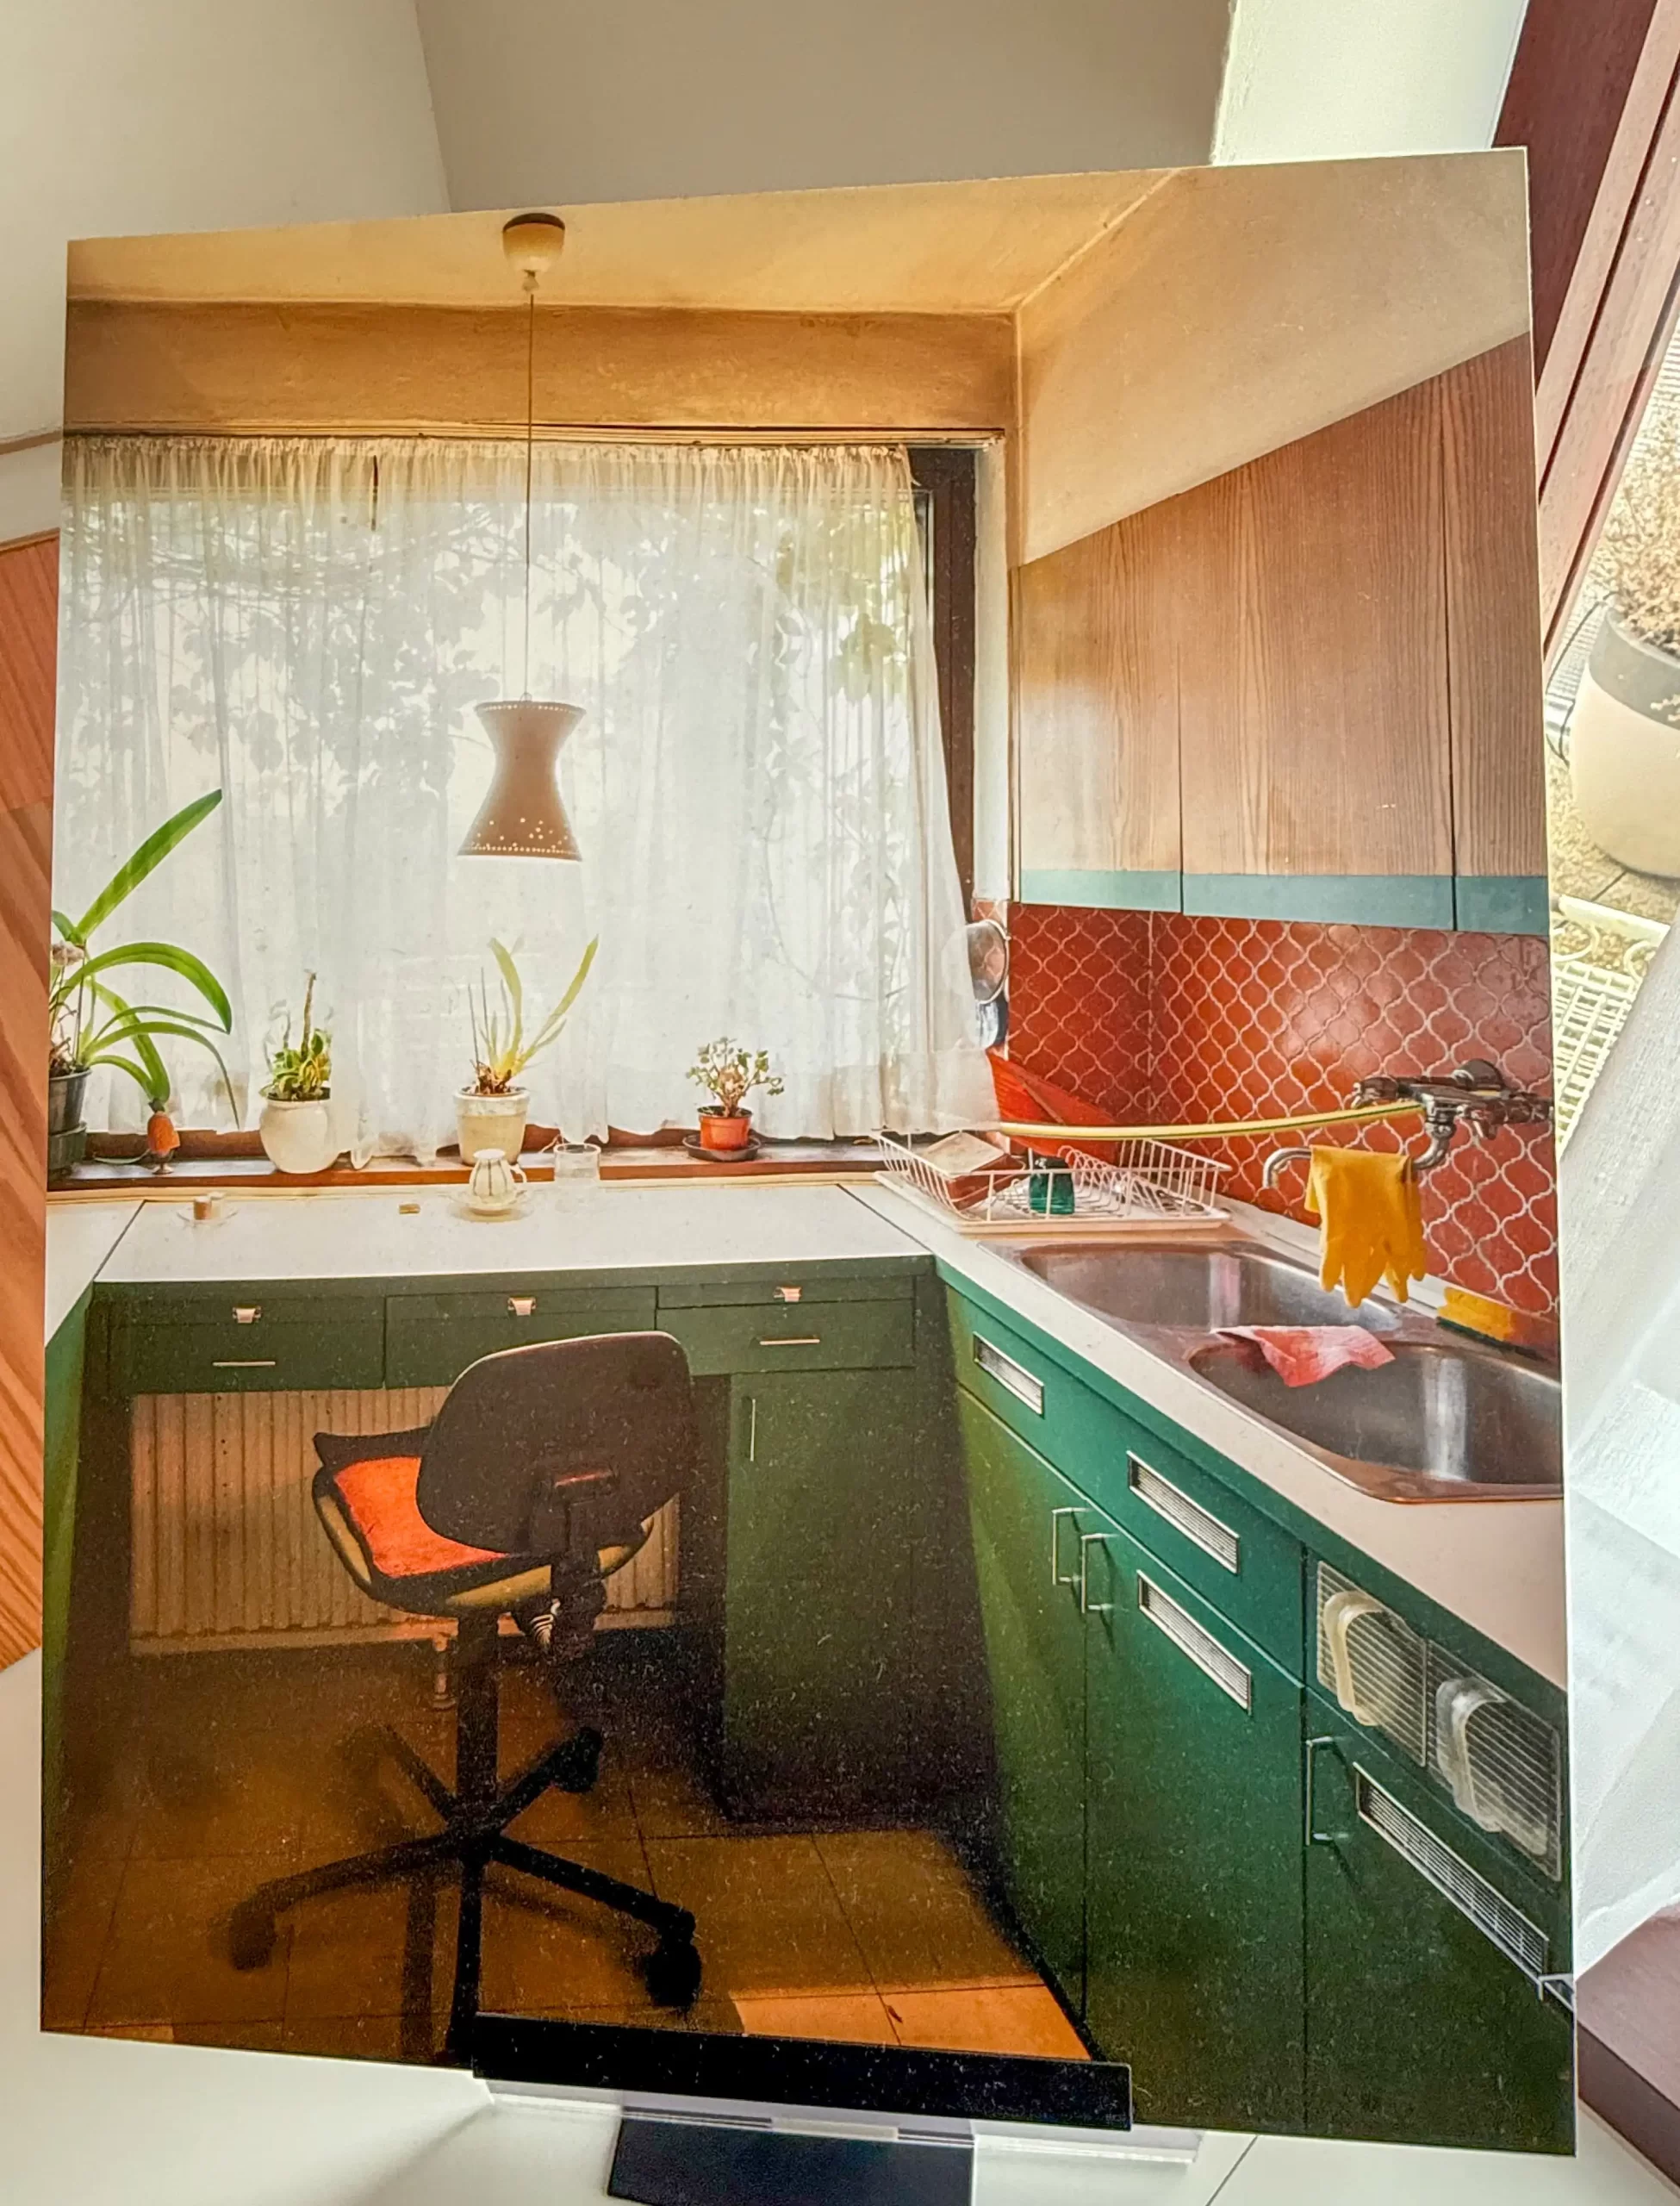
[57,436,989,1159]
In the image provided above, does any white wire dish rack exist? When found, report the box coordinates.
[874,1131,1229,1237]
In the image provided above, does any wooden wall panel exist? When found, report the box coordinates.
[1441,336,1549,880]
[0,529,57,1667]
[1015,502,1182,891]
[1176,377,1453,882]
[64,300,1017,438]
[0,799,51,1668]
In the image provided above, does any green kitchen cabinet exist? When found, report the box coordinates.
[955,1390,1091,2013]
[1304,1714,1574,2152]
[386,1284,656,1387]
[1082,1508,1305,2132]
[720,1365,926,1813]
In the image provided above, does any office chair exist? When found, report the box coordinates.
[228,1331,703,2058]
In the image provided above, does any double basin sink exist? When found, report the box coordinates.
[1002,1239,1561,1504]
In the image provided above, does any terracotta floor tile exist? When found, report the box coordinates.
[884,1985,1088,2060]
[41,1849,129,2030]
[732,1991,897,2046]
[281,2011,414,2063]
[478,1837,660,2014]
[814,1829,1035,1992]
[645,1835,872,1999]
[87,1854,292,2029]
[283,1872,458,2027]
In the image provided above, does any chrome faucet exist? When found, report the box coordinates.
[1264,1059,1554,1187]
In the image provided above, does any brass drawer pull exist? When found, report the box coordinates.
[758,1336,822,1348]
[507,1296,538,1318]
[232,1306,261,1325]
[775,1286,803,1303]
[212,1358,277,1369]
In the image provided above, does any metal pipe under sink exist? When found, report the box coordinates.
[997,1234,1560,1505]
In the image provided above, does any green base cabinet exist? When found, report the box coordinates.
[1083,1508,1304,2132]
[957,1390,1089,2010]
[1304,1714,1574,2152]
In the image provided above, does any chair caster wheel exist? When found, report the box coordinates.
[228,1903,277,1971]
[645,1936,702,2009]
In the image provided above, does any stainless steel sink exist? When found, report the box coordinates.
[999,1236,1560,1502]
[1185,1338,1560,1501]
[1009,1241,1404,1333]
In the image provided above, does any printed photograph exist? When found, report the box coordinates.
[37,153,1571,2149]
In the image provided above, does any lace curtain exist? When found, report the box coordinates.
[56,435,989,1159]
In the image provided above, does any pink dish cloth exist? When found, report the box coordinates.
[1216,1325,1395,1388]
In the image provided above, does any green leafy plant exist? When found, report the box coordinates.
[688,1038,784,1119]
[263,974,331,1101]
[467,936,599,1096]
[49,790,237,1115]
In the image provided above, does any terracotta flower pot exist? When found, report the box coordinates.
[698,1106,752,1152]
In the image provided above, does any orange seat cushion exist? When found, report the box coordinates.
[332,1455,508,1580]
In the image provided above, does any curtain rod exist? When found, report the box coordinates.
[63,426,1004,448]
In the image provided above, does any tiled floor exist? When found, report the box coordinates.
[43,1636,1080,2066]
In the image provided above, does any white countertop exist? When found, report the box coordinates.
[53,1176,1564,1686]
[852,1183,1567,1692]
[0,1653,1658,2202]
[44,1202,140,1340]
[91,1181,924,1285]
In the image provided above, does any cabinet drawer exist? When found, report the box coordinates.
[385,1287,657,1387]
[663,1297,914,1375]
[948,1291,1303,1670]
[111,1295,386,1394]
[657,1276,915,1310]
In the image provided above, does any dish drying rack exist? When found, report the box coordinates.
[874,1131,1229,1237]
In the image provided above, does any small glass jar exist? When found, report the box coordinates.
[552,1140,600,1184]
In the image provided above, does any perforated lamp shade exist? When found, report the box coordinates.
[459,699,583,859]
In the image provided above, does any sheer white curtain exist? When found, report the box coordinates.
[57,435,988,1159]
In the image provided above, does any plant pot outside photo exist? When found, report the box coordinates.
[258,1095,340,1175]
[698,1106,753,1153]
[457,1085,529,1165]
[1569,611,1680,877]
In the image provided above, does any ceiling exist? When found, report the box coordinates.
[66,171,1173,318]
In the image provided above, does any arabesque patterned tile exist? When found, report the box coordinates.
[1005,907,1558,1319]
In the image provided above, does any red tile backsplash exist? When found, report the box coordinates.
[1005,906,1558,1318]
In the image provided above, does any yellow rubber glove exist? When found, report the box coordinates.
[1305,1147,1428,1307]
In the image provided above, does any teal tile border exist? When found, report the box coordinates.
[1181,873,1456,928]
[1017,868,1182,912]
[1453,876,1551,936]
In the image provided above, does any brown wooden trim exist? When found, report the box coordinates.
[0,428,61,458]
[1500,0,1680,657]
[1579,2026,1680,2187]
[1498,0,1666,372]
[0,527,59,557]
[910,446,977,907]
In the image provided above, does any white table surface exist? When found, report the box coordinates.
[49,1174,1564,1684]
[1,1653,1668,2203]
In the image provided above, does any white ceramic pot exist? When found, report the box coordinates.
[457,1085,529,1164]
[1569,612,1680,876]
[258,1094,339,1175]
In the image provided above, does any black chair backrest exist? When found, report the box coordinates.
[416,1330,698,1563]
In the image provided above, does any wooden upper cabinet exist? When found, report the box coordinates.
[1011,340,1547,933]
[1177,377,1455,925]
[1015,498,1183,911]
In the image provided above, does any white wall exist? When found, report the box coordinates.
[0,0,448,541]
[1214,0,1528,165]
[412,0,1232,209]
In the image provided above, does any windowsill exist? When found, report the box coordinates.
[46,1138,887,1200]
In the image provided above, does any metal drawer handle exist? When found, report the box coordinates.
[1305,1734,1337,1844]
[973,1335,1043,1414]
[232,1306,261,1325]
[758,1336,822,1347]
[775,1286,803,1303]
[212,1358,277,1369]
[507,1296,537,1318]
[1128,1455,1240,1573]
[1137,1574,1252,1709]
[1079,1531,1113,1616]
[1049,1505,1079,1588]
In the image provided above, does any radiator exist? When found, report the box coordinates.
[129,1390,679,1652]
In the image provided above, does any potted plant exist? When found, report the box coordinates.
[1570,411,1680,876]
[457,935,599,1162]
[258,974,339,1175]
[49,791,236,1181]
[688,1038,784,1152]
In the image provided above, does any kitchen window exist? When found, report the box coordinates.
[55,435,989,1161]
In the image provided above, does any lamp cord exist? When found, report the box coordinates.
[523,283,535,699]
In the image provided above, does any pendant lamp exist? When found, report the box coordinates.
[459,211,584,860]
